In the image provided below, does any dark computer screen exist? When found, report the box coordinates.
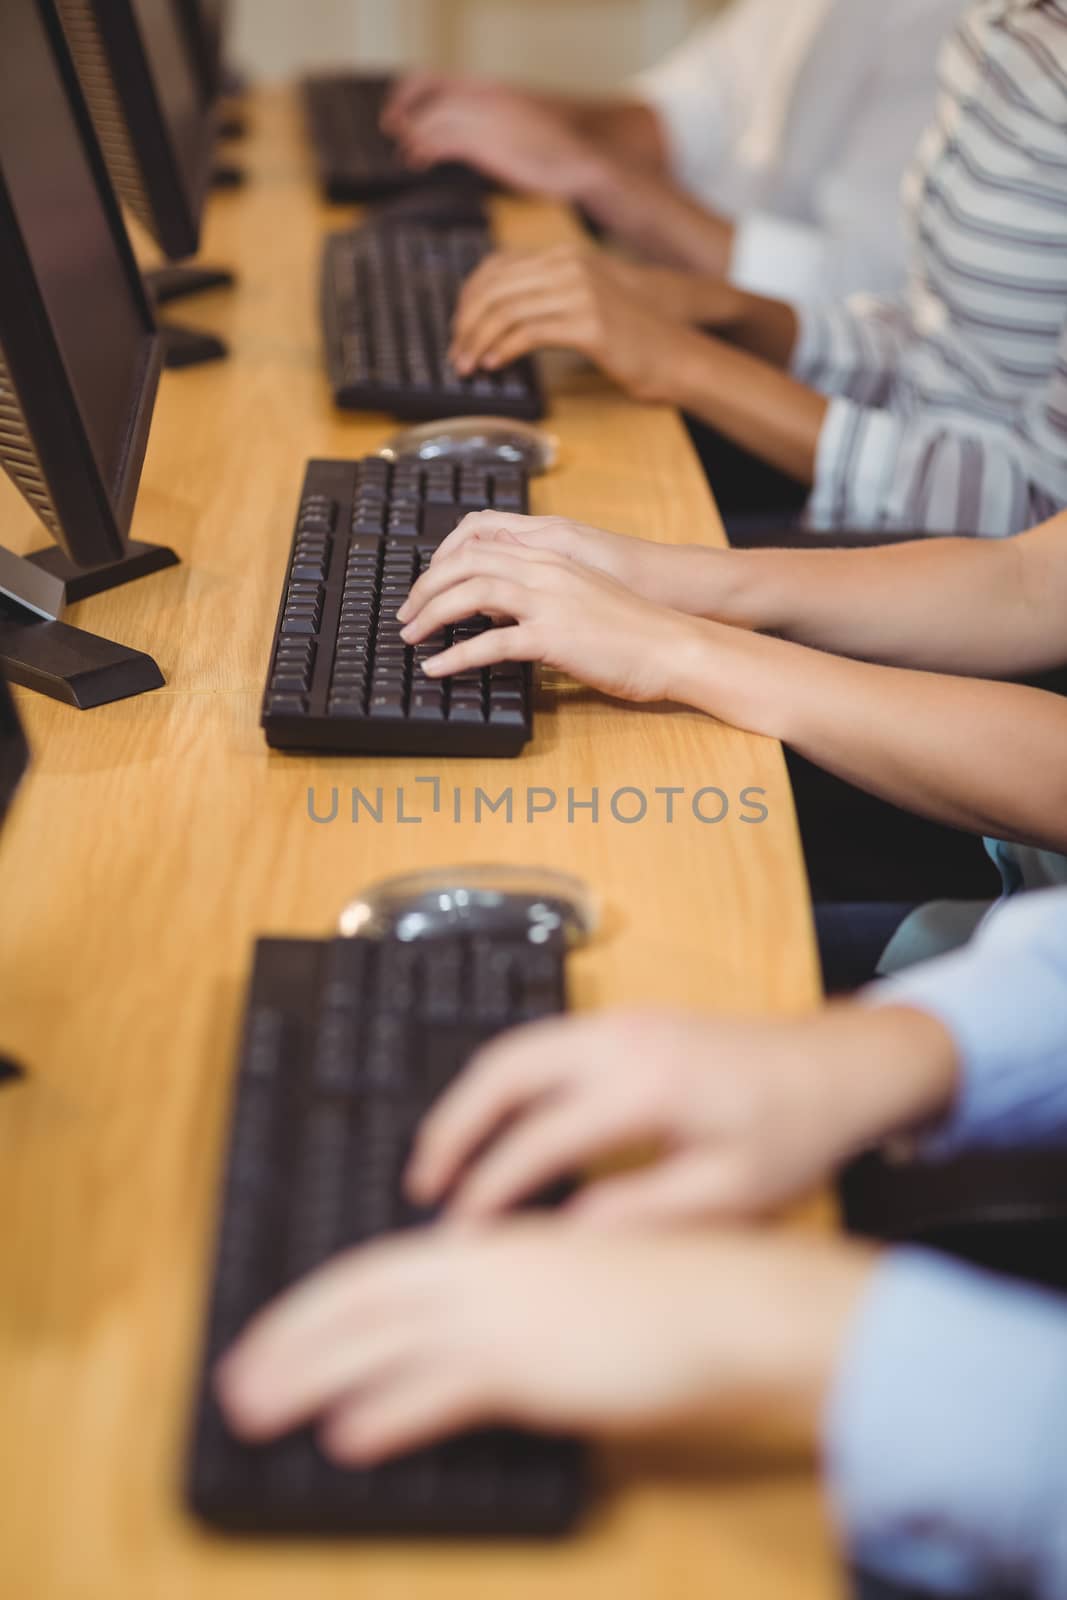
[55,0,215,262]
[1,8,153,504]
[176,0,227,102]
[0,672,30,830]
[0,0,161,566]
[133,0,207,186]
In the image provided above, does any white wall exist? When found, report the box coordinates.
[230,0,721,88]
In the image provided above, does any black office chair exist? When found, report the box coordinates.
[854,1575,1030,1600]
[840,1147,1067,1292]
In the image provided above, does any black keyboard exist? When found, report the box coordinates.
[303,73,486,203]
[262,457,535,757]
[322,222,546,421]
[187,929,586,1537]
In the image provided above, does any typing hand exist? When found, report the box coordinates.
[450,243,707,401]
[421,511,727,615]
[395,91,608,199]
[396,541,707,703]
[215,1220,875,1463]
[379,69,461,137]
[405,1007,961,1225]
[587,256,743,326]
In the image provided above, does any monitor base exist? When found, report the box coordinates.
[142,265,235,368]
[26,539,180,604]
[160,323,229,368]
[144,263,236,304]
[212,163,246,191]
[0,598,165,709]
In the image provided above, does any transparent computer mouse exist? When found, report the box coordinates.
[378,418,559,477]
[339,866,598,947]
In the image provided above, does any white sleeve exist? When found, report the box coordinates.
[731,0,963,304]
[629,2,773,198]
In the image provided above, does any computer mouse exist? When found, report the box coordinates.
[339,866,599,948]
[367,181,489,230]
[379,418,559,477]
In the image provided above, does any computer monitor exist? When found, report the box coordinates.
[54,0,237,365]
[176,0,227,104]
[55,0,214,261]
[0,669,29,1086]
[0,0,175,708]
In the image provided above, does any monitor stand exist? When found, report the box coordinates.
[0,1057,24,1088]
[0,540,176,709]
[143,264,236,369]
[211,162,246,191]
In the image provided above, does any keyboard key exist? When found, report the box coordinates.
[489,705,527,729]
[449,701,485,725]
[368,692,406,719]
[409,693,446,721]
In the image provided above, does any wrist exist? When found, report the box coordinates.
[820,1005,962,1161]
[696,1236,881,1430]
[662,324,732,413]
[686,276,746,328]
[665,619,792,735]
[570,148,629,212]
[633,321,717,407]
[658,545,780,629]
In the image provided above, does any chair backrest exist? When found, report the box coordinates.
[839,1148,1067,1292]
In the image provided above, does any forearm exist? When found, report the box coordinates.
[648,276,799,361]
[692,526,1067,678]
[565,99,669,173]
[671,623,1067,850]
[655,331,824,483]
[576,160,736,277]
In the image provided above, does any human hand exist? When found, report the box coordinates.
[406,1006,961,1224]
[394,88,608,199]
[395,540,709,704]
[593,256,743,326]
[216,1220,877,1464]
[380,69,468,137]
[450,243,708,401]
[417,510,726,616]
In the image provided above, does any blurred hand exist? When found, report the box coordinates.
[216,1220,877,1464]
[592,256,742,326]
[395,540,708,703]
[406,1006,961,1224]
[450,244,707,401]
[380,69,468,136]
[394,89,609,198]
[415,510,727,616]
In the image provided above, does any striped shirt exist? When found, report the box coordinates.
[792,0,1067,537]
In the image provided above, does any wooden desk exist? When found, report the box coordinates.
[0,89,835,1599]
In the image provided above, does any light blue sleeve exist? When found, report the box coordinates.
[825,1249,1067,1598]
[867,887,1067,1159]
